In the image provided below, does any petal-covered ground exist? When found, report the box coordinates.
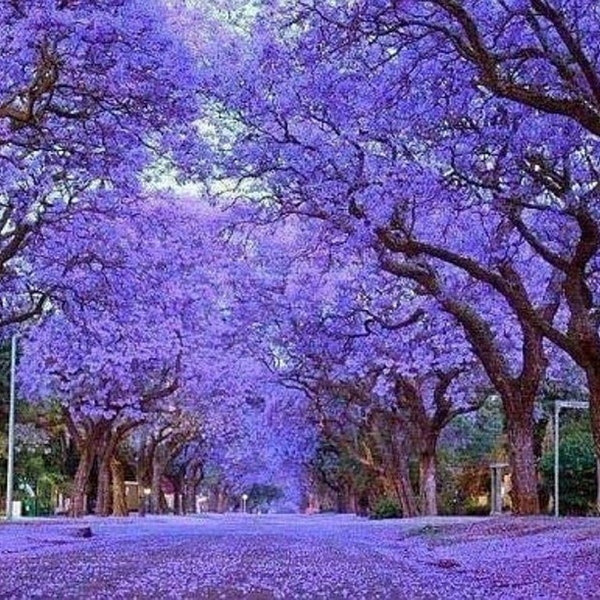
[1,514,598,599]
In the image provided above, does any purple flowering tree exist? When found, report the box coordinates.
[0,0,201,330]
[195,0,600,514]
[18,196,234,516]
[222,214,490,515]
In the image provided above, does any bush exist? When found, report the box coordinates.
[540,418,597,515]
[370,497,402,519]
[463,498,490,516]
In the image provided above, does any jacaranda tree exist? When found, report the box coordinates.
[197,0,600,514]
[0,0,201,330]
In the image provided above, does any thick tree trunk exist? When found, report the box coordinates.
[585,370,600,515]
[419,450,438,516]
[173,476,183,515]
[151,455,164,514]
[336,486,356,513]
[183,483,195,514]
[375,417,418,517]
[183,463,203,514]
[217,487,228,513]
[305,492,320,514]
[586,368,600,464]
[594,457,600,516]
[69,441,96,518]
[505,403,539,515]
[110,457,128,517]
[95,452,112,517]
[392,455,419,518]
[95,425,130,517]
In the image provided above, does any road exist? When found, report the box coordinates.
[0,514,598,599]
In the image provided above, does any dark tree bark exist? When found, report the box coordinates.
[95,439,113,517]
[96,419,141,517]
[110,456,128,517]
[376,233,558,514]
[395,369,484,516]
[183,460,203,514]
[66,416,109,518]
[70,440,96,518]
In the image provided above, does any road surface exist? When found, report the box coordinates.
[0,514,598,599]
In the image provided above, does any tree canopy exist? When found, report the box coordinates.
[3,0,600,517]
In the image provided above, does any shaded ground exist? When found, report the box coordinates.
[1,514,599,599]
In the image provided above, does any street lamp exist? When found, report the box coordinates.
[241,493,248,514]
[5,335,17,520]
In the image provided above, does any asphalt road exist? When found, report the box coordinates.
[1,514,598,599]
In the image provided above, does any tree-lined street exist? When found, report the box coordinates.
[2,1,600,596]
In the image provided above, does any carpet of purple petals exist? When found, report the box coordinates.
[1,514,599,599]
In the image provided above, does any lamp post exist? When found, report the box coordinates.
[554,402,560,518]
[5,335,17,520]
[241,493,248,514]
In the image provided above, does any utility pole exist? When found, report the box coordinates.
[5,334,17,520]
[554,402,560,518]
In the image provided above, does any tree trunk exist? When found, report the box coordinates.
[391,435,418,517]
[136,442,153,504]
[389,453,419,518]
[183,462,203,514]
[183,483,195,514]
[110,457,128,517]
[69,441,96,518]
[173,476,183,515]
[217,486,228,513]
[587,368,600,464]
[347,490,357,514]
[305,492,320,514]
[419,450,438,516]
[151,454,164,514]
[337,486,356,513]
[585,369,600,514]
[505,402,539,515]
[595,457,600,516]
[95,426,126,517]
[95,452,112,517]
[372,415,418,517]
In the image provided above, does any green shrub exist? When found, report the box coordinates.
[540,418,597,515]
[370,497,402,519]
[463,497,490,516]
